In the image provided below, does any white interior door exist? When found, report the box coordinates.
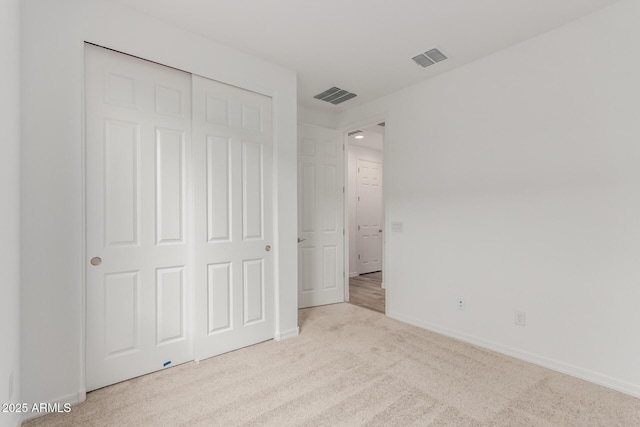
[357,159,383,274]
[298,123,345,308]
[85,44,192,390]
[192,75,274,360]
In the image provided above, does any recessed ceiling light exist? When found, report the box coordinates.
[355,135,364,139]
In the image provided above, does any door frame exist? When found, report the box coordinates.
[341,115,388,305]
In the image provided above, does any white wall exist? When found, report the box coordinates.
[348,142,383,276]
[0,1,21,426]
[340,0,640,397]
[21,0,298,410]
[298,105,339,130]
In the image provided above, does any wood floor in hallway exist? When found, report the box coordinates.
[348,271,385,313]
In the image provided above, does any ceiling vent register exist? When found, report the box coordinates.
[348,130,363,136]
[313,87,358,105]
[412,48,448,68]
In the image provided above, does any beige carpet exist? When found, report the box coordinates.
[26,303,640,426]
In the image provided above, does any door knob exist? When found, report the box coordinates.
[297,238,306,243]
[265,245,271,252]
[90,257,102,266]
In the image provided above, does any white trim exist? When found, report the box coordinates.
[275,326,299,341]
[343,131,350,303]
[272,93,282,339]
[79,40,88,404]
[387,311,640,399]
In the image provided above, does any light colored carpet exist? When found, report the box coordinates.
[25,303,640,426]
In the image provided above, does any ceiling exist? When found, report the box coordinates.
[350,124,385,151]
[110,0,621,112]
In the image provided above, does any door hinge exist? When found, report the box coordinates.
[343,271,345,278]
[358,196,360,202]
[358,254,361,260]
[358,225,360,230]
[342,186,344,194]
[342,228,345,236]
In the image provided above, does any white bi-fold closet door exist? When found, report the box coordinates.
[85,44,273,391]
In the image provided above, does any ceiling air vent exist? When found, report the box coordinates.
[412,48,448,68]
[314,87,357,105]
[348,130,363,136]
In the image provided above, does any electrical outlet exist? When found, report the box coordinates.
[457,298,465,311]
[8,371,14,400]
[514,311,526,326]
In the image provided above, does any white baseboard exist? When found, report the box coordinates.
[387,311,640,399]
[21,391,83,423]
[275,326,299,341]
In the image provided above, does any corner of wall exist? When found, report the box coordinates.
[0,0,21,426]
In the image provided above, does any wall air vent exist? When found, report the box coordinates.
[313,87,358,105]
[378,122,385,127]
[348,130,363,136]
[412,48,448,68]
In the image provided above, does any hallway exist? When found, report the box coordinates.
[348,271,385,314]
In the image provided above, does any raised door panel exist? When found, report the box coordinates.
[323,246,337,290]
[156,266,186,345]
[300,163,316,233]
[105,120,140,246]
[104,271,139,357]
[207,262,232,334]
[243,259,265,325]
[105,72,136,108]
[242,141,264,240]
[322,165,337,232]
[206,95,230,126]
[155,85,183,117]
[206,136,232,242]
[156,128,185,244]
[299,247,316,292]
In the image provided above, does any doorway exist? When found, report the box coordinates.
[346,123,385,313]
